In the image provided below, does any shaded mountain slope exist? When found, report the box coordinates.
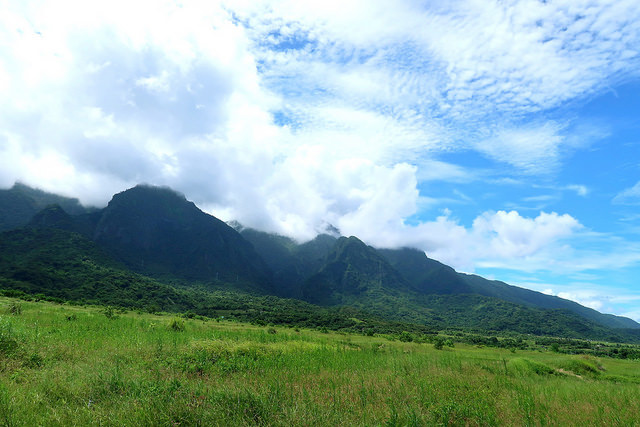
[0,183,89,231]
[378,247,472,294]
[379,246,640,330]
[459,273,640,329]
[26,185,275,294]
[91,185,274,291]
[239,228,337,298]
[303,236,425,306]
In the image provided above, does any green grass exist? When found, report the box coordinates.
[0,298,639,425]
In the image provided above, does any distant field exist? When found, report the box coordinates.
[0,298,639,425]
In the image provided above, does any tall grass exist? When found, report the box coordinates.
[0,297,638,425]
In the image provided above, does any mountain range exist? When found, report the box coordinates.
[0,183,638,341]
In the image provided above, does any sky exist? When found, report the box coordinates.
[1,0,640,319]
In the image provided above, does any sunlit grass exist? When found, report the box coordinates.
[0,297,639,425]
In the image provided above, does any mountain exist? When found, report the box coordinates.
[25,185,274,294]
[1,183,639,340]
[91,185,273,290]
[0,183,89,231]
[0,227,401,332]
[302,236,413,305]
[378,246,640,330]
[239,230,638,340]
[238,228,336,298]
[377,247,472,294]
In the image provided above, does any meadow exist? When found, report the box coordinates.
[0,297,639,426]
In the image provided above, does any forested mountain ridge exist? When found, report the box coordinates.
[0,182,638,341]
[0,183,90,232]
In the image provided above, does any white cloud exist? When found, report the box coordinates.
[342,208,582,272]
[473,210,580,258]
[566,185,589,197]
[613,181,640,205]
[135,71,171,93]
[475,122,565,174]
[557,291,604,310]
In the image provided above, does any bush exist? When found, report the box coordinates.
[434,337,444,350]
[169,318,185,332]
[103,307,117,319]
[7,303,21,316]
[398,331,414,342]
[267,328,277,335]
[559,358,602,377]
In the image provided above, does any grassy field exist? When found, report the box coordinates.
[0,298,639,426]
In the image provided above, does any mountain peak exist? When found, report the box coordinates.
[27,204,74,231]
[109,184,189,208]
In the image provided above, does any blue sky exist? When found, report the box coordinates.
[1,0,640,319]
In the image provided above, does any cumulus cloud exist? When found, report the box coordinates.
[343,208,582,272]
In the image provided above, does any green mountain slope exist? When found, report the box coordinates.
[302,236,413,305]
[0,227,439,335]
[379,246,640,330]
[239,228,337,298]
[27,185,275,294]
[378,247,472,294]
[458,273,640,329]
[91,185,273,290]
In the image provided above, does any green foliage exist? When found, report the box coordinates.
[169,318,185,332]
[507,358,555,376]
[103,306,117,320]
[434,337,444,350]
[398,331,414,342]
[558,357,602,377]
[7,302,21,315]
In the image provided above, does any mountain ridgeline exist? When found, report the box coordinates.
[0,183,638,341]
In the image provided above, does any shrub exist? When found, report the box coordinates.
[434,337,444,350]
[7,303,21,316]
[398,331,414,342]
[559,358,602,377]
[267,328,277,335]
[169,318,185,332]
[103,306,117,319]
